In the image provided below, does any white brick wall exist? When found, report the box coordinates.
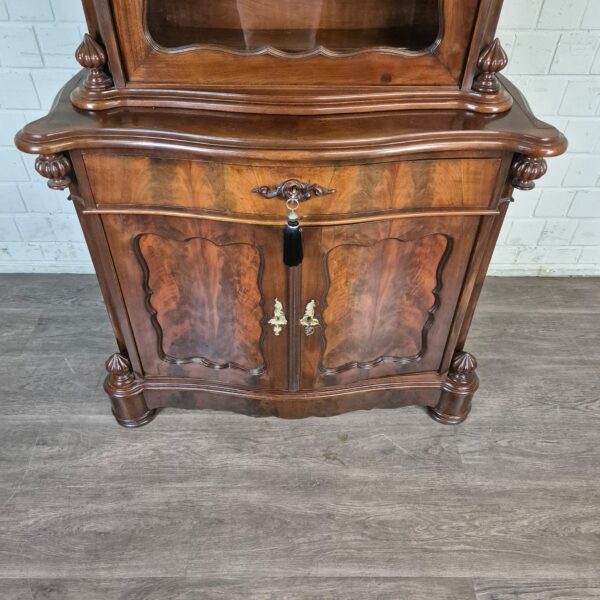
[0,0,599,275]
[0,0,89,272]
[495,0,600,275]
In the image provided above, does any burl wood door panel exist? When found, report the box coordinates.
[300,216,480,389]
[138,234,264,369]
[102,214,287,389]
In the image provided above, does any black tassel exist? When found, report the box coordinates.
[283,215,303,267]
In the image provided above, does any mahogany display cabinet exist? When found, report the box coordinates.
[15,0,566,427]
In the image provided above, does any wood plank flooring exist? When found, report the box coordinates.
[0,275,599,599]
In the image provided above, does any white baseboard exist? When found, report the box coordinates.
[0,262,96,274]
[1,261,599,277]
[488,264,600,276]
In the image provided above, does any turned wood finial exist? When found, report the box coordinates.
[75,33,113,91]
[104,353,156,427]
[449,351,478,385]
[473,39,508,94]
[511,155,548,191]
[105,353,135,387]
[429,350,479,425]
[35,154,72,190]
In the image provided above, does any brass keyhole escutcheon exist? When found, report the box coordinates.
[268,298,287,336]
[300,299,320,336]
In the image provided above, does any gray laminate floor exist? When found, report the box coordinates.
[0,275,599,599]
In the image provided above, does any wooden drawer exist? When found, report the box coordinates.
[83,153,503,222]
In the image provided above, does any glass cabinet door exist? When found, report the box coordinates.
[146,0,441,53]
[109,0,482,92]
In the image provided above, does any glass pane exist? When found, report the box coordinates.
[146,0,441,53]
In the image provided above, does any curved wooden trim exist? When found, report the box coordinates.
[84,206,500,227]
[23,131,564,161]
[70,81,513,115]
[16,76,566,162]
[141,0,445,60]
[108,371,458,419]
[136,372,445,400]
[317,234,452,374]
[17,129,564,166]
[134,232,269,375]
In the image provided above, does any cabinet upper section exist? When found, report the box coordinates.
[73,0,513,114]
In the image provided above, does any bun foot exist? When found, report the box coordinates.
[429,351,478,426]
[104,353,156,429]
[113,407,158,429]
[427,403,471,425]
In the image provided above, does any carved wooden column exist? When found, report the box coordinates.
[429,351,479,425]
[473,38,508,94]
[104,353,157,428]
[511,155,548,190]
[75,34,113,91]
[35,154,72,190]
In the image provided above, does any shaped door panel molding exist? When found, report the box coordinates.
[102,214,287,389]
[320,233,451,373]
[300,216,480,389]
[135,233,266,373]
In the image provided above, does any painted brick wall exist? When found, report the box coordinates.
[0,0,599,274]
[0,0,90,272]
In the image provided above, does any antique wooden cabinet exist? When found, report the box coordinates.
[15,0,566,427]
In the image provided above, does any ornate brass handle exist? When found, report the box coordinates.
[252,179,336,203]
[253,180,335,268]
[268,298,287,336]
[300,300,320,336]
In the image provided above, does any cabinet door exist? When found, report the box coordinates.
[299,216,480,389]
[102,214,288,389]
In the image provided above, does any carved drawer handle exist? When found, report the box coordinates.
[252,179,335,203]
[268,298,287,336]
[300,300,320,336]
[253,180,335,268]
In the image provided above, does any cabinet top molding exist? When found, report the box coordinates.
[17,75,567,164]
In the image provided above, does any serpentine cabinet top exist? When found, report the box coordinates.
[16,75,566,166]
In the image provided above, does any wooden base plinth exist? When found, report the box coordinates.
[104,353,157,428]
[427,397,472,425]
[102,351,479,427]
[112,406,158,428]
[428,350,479,425]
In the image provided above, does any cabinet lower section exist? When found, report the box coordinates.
[69,152,512,429]
[101,213,481,391]
[104,351,479,425]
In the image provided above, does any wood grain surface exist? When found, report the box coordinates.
[82,153,502,218]
[1,275,598,599]
[300,216,480,388]
[69,1,514,114]
[320,234,447,369]
[111,0,477,86]
[15,75,566,163]
[101,215,287,389]
[137,233,265,371]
